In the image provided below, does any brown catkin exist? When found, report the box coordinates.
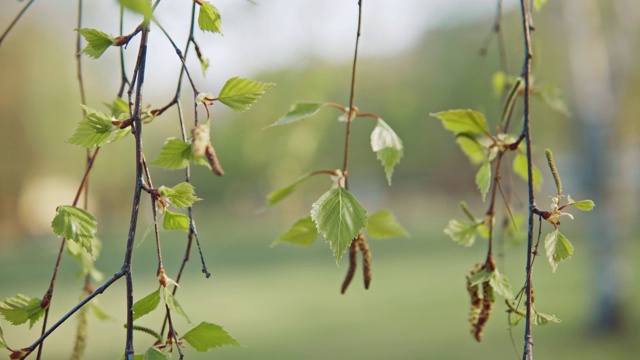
[466,265,483,340]
[205,143,225,176]
[473,282,494,342]
[341,239,359,294]
[357,233,372,289]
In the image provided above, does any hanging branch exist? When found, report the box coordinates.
[518,0,536,358]
[0,0,36,47]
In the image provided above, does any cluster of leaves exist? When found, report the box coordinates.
[267,103,408,263]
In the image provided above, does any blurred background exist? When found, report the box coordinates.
[1,0,639,359]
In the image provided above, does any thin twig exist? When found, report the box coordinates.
[518,0,535,358]
[0,0,36,47]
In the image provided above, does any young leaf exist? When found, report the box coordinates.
[536,84,570,117]
[443,219,479,247]
[513,152,543,191]
[370,119,404,185]
[570,199,595,211]
[181,322,241,352]
[366,210,409,239]
[105,97,129,117]
[492,71,507,97]
[76,28,114,59]
[544,230,574,273]
[132,288,161,321]
[468,267,492,286]
[68,109,115,148]
[217,77,275,112]
[51,205,98,254]
[271,216,319,248]
[119,0,153,20]
[198,2,223,34]
[455,134,485,165]
[431,109,490,135]
[534,0,549,11]
[158,182,202,209]
[267,173,312,206]
[151,138,211,170]
[162,289,191,324]
[0,325,6,349]
[534,311,561,325]
[270,102,325,127]
[489,270,513,300]
[163,210,190,232]
[142,347,170,360]
[476,159,491,201]
[0,294,45,329]
[310,188,368,263]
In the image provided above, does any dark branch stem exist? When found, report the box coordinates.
[117,5,130,98]
[141,155,164,274]
[0,0,36,47]
[519,0,535,359]
[341,0,363,190]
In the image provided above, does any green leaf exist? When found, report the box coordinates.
[76,28,114,59]
[0,294,46,329]
[513,152,543,191]
[570,200,595,211]
[181,322,241,352]
[68,108,115,148]
[162,289,191,324]
[51,205,98,255]
[198,2,222,34]
[105,97,129,117]
[67,236,102,281]
[158,182,202,209]
[143,347,170,360]
[310,188,368,263]
[0,324,6,349]
[119,0,153,20]
[162,210,190,232]
[536,84,570,116]
[489,270,513,300]
[431,109,490,135]
[271,216,318,247]
[443,219,479,247]
[151,138,211,170]
[366,210,409,239]
[476,159,491,201]
[468,267,492,286]
[455,134,485,165]
[217,77,275,112]
[492,71,507,97]
[370,119,404,185]
[534,311,561,325]
[534,0,549,11]
[132,288,161,321]
[267,173,312,206]
[270,102,325,126]
[91,303,112,321]
[544,230,574,273]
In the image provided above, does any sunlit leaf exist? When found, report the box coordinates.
[468,267,492,285]
[162,210,190,232]
[119,0,153,20]
[476,159,491,201]
[270,102,325,127]
[570,200,595,211]
[544,230,574,273]
[158,182,202,209]
[217,77,275,112]
[0,294,45,329]
[492,71,507,97]
[68,108,114,148]
[489,270,513,300]
[105,97,129,117]
[431,109,490,135]
[455,134,485,165]
[51,205,97,255]
[76,28,114,59]
[534,311,561,325]
[513,152,543,191]
[181,322,241,352]
[162,289,191,324]
[443,219,479,247]
[198,2,222,34]
[310,188,368,263]
[132,288,161,321]
[366,210,409,239]
[143,347,170,360]
[271,216,318,248]
[370,119,403,185]
[534,0,549,11]
[0,324,6,349]
[151,138,211,170]
[267,173,312,206]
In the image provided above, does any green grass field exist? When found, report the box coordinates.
[1,209,638,360]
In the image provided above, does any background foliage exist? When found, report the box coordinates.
[1,0,639,359]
